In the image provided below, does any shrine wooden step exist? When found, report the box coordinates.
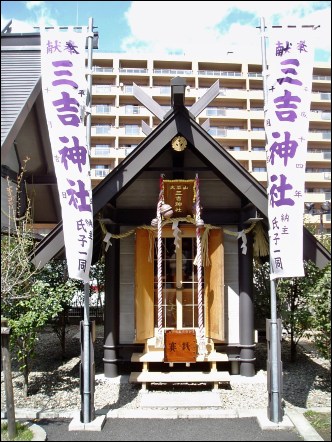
[129,370,231,386]
[131,351,228,363]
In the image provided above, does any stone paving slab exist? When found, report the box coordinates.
[140,391,222,408]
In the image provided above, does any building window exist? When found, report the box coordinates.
[93,165,109,177]
[124,85,134,94]
[95,104,111,114]
[95,145,111,156]
[206,107,226,116]
[125,105,140,115]
[95,125,111,134]
[208,127,227,137]
[125,125,140,135]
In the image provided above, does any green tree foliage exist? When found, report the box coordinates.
[253,259,331,362]
[277,260,322,362]
[37,259,81,358]
[1,161,78,396]
[3,280,76,397]
[317,233,331,253]
[306,263,331,360]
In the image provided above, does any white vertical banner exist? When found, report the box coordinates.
[40,28,93,283]
[265,27,315,280]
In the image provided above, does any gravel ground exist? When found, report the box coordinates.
[1,325,331,414]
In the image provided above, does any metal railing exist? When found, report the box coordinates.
[198,70,242,77]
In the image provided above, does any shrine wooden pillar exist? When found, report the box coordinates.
[103,225,120,378]
[238,225,255,377]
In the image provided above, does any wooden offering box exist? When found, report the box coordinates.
[164,329,197,363]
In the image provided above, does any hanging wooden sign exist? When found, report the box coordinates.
[164,329,197,363]
[163,180,195,218]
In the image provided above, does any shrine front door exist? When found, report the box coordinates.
[153,228,203,334]
[135,225,224,344]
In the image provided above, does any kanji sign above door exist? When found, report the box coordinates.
[163,180,195,218]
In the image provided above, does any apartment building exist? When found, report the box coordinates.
[89,53,331,234]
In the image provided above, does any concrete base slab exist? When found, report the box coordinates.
[68,412,106,431]
[140,391,222,408]
[256,410,294,430]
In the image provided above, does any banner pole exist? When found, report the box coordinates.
[83,282,91,423]
[259,16,283,423]
[82,16,94,424]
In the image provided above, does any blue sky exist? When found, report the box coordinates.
[1,1,331,61]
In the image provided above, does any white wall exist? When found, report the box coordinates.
[119,227,135,343]
[223,229,240,344]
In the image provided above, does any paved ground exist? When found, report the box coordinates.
[30,415,304,441]
[4,405,328,441]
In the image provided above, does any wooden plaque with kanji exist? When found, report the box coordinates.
[164,330,197,363]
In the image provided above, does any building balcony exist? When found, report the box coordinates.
[153,68,193,76]
[248,150,266,160]
[248,109,264,119]
[209,128,248,139]
[228,150,252,161]
[92,66,114,73]
[90,168,112,179]
[197,70,243,77]
[311,92,331,102]
[306,151,331,162]
[310,110,331,122]
[247,89,264,99]
[304,193,331,204]
[249,130,266,140]
[116,126,145,137]
[308,131,331,141]
[248,72,263,78]
[219,88,249,99]
[119,68,148,74]
[118,105,152,117]
[92,85,117,95]
[91,147,120,158]
[92,66,116,81]
[91,105,117,116]
[91,126,114,136]
[251,171,268,181]
[204,108,249,119]
[305,172,331,182]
